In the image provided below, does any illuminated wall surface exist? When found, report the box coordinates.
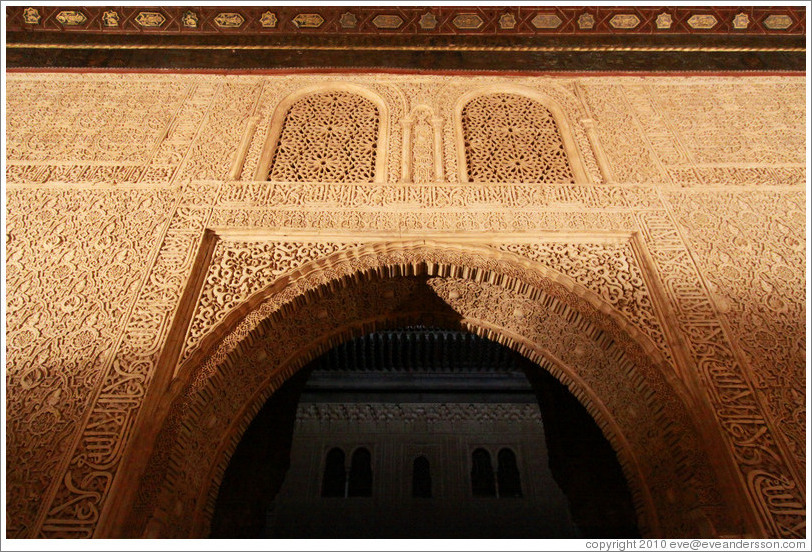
[5,72,805,538]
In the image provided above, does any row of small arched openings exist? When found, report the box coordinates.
[249,87,585,185]
[320,446,523,499]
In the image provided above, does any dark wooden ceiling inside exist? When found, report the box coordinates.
[5,6,806,72]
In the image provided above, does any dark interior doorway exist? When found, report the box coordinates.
[209,327,639,538]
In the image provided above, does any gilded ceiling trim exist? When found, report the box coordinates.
[8,6,804,71]
[7,6,805,35]
[5,42,805,53]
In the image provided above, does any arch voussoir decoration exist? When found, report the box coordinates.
[117,242,743,539]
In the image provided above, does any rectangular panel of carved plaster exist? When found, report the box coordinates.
[667,190,806,480]
[5,187,178,537]
[579,78,805,187]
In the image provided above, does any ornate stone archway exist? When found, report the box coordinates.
[101,242,748,539]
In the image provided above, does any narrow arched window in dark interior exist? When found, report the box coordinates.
[412,456,432,498]
[471,448,496,497]
[497,448,522,498]
[348,447,373,497]
[321,447,346,497]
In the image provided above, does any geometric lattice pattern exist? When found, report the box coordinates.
[269,92,379,182]
[462,93,575,183]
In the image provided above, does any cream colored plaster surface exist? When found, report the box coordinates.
[4,73,805,539]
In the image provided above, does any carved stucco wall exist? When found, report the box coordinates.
[4,73,805,539]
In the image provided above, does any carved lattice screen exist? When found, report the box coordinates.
[462,93,575,184]
[268,91,380,182]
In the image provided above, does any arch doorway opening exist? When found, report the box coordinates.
[209,327,639,539]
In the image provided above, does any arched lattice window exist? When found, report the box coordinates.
[497,448,522,498]
[412,456,432,498]
[348,447,373,497]
[268,91,380,182]
[461,93,575,184]
[471,448,496,497]
[321,447,346,497]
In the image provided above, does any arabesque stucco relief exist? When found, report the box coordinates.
[4,73,805,539]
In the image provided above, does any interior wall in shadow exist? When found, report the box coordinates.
[209,326,640,539]
[209,368,312,538]
[523,364,640,538]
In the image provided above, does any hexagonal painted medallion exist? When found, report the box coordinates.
[453,14,484,30]
[135,12,165,28]
[610,14,640,29]
[687,14,718,30]
[532,14,562,29]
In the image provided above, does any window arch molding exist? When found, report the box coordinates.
[452,85,590,184]
[253,83,390,182]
